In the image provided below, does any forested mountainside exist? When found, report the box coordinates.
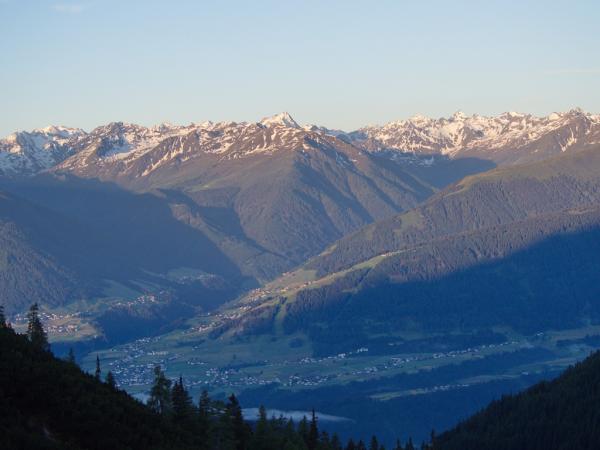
[3,310,600,450]
[203,208,600,356]
[306,143,600,276]
[0,190,88,312]
[437,350,600,450]
[0,184,244,316]
[205,145,600,353]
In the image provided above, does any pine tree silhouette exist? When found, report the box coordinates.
[67,347,76,364]
[105,371,117,389]
[94,355,101,380]
[148,365,172,415]
[26,303,49,351]
[0,305,6,328]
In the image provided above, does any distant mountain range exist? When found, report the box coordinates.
[1,109,600,337]
[345,109,600,165]
[0,112,496,317]
[2,110,598,178]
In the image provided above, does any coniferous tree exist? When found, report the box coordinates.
[252,405,270,449]
[94,355,101,380]
[283,418,304,450]
[369,436,379,450]
[308,409,319,450]
[171,376,194,424]
[319,430,331,450]
[26,303,49,351]
[393,439,404,450]
[105,371,117,389]
[356,440,367,450]
[197,389,212,448]
[0,304,6,328]
[405,438,415,450]
[214,397,235,450]
[346,439,356,450]
[298,415,309,446]
[226,393,249,450]
[67,347,76,365]
[331,433,343,450]
[148,365,172,415]
[429,430,437,450]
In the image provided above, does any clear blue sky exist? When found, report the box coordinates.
[1,0,599,136]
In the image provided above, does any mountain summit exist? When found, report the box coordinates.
[259,112,300,128]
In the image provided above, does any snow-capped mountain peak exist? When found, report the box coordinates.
[0,126,86,177]
[259,112,300,129]
[451,111,468,120]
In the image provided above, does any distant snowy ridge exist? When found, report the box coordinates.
[2,110,599,177]
[349,109,600,164]
[0,126,84,176]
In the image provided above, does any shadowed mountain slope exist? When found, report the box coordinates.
[438,350,600,450]
[0,180,245,315]
[204,145,600,352]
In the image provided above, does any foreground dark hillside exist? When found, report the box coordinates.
[438,350,600,450]
[0,324,200,449]
[1,320,423,450]
[4,317,600,450]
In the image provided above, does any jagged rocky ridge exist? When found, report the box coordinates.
[2,110,599,177]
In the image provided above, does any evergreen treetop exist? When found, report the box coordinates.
[26,303,49,352]
[148,365,172,415]
[95,355,101,380]
[106,371,117,389]
[0,304,6,328]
